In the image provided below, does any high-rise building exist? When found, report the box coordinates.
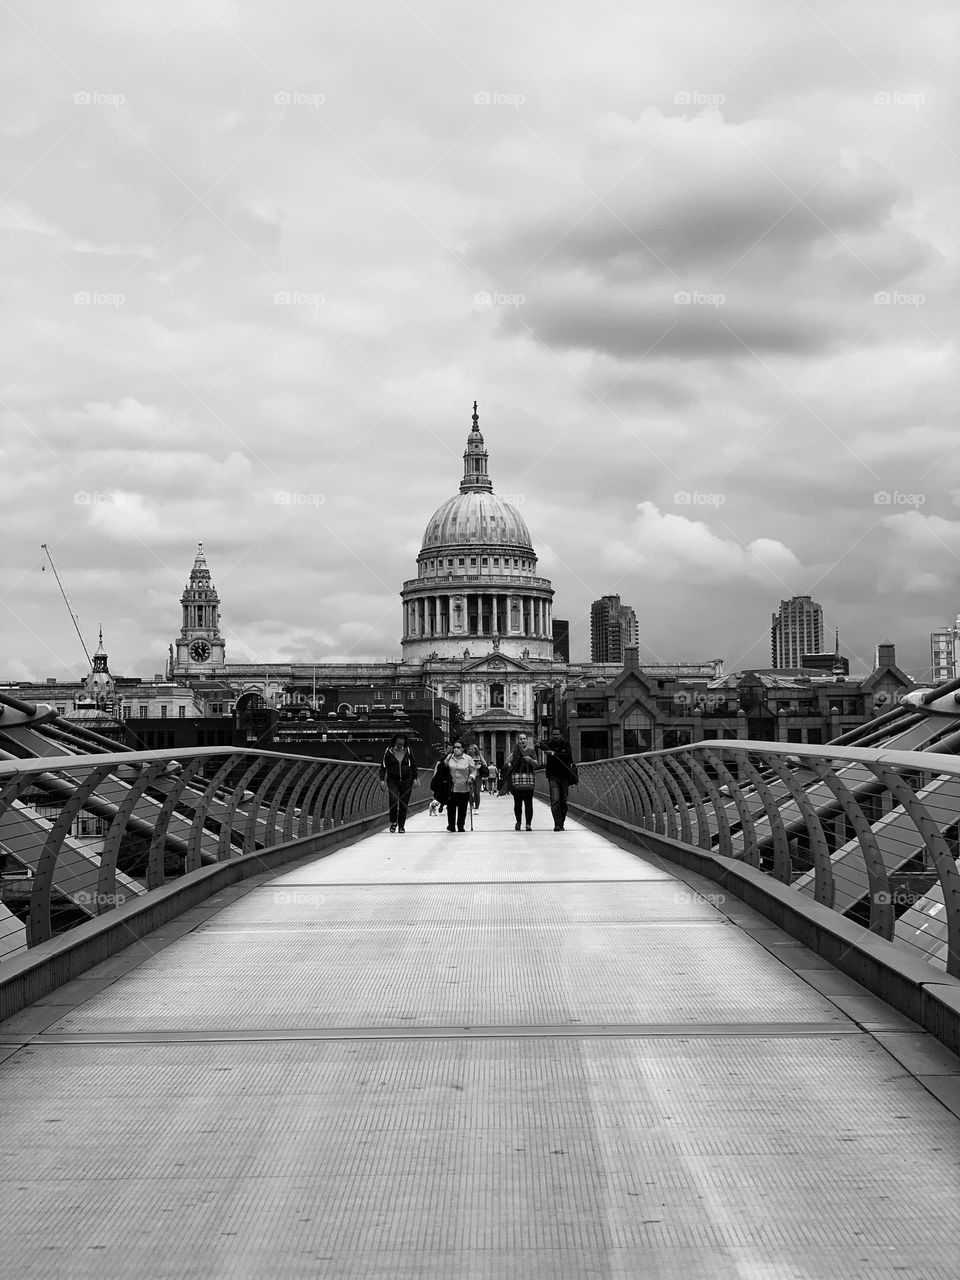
[552,618,570,662]
[930,617,959,684]
[590,595,639,663]
[771,595,824,669]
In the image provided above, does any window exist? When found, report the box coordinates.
[490,682,505,708]
[160,705,168,718]
[56,705,65,715]
[458,558,465,566]
[493,557,499,566]
[470,558,477,566]
[122,706,131,719]
[139,705,147,717]
[178,706,186,719]
[447,558,453,566]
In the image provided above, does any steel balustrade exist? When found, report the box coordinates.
[0,747,386,964]
[553,741,960,978]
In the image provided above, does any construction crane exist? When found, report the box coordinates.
[40,543,92,668]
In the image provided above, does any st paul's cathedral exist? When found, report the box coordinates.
[167,405,720,764]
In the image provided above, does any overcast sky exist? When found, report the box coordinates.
[1,0,958,683]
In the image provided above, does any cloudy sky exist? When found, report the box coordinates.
[1,0,958,682]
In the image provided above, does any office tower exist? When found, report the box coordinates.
[591,595,639,663]
[771,595,824,669]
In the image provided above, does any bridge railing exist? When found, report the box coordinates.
[0,748,383,964]
[557,741,960,977]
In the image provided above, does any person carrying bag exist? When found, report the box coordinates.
[429,756,452,816]
[500,731,540,831]
[444,741,477,833]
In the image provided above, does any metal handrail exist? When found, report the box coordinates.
[556,740,960,977]
[0,747,384,963]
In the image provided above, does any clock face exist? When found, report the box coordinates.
[189,640,211,663]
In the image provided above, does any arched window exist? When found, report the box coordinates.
[490,682,505,708]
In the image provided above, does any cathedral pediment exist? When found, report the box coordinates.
[461,651,530,675]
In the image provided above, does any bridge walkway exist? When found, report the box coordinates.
[1,795,960,1277]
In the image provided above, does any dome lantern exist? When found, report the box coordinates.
[460,400,493,494]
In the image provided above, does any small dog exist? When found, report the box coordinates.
[428,800,440,817]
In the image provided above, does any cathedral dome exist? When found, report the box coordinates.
[421,490,533,553]
[418,401,535,555]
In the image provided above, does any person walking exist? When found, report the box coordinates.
[468,744,488,810]
[379,734,419,832]
[542,726,578,831]
[486,764,499,795]
[429,754,451,816]
[500,732,540,830]
[444,741,477,832]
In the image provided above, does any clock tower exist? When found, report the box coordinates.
[171,543,226,676]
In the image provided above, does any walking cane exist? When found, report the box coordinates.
[469,792,474,831]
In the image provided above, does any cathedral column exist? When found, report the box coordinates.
[492,595,499,636]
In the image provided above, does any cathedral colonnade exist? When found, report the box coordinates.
[404,592,553,640]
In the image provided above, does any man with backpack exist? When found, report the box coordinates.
[541,727,578,832]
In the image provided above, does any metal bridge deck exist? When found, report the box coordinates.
[2,796,960,1278]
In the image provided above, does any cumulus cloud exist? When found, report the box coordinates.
[0,0,957,682]
[604,502,804,586]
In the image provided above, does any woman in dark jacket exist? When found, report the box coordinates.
[379,734,419,832]
[430,756,452,814]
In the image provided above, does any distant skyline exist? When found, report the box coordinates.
[2,0,959,683]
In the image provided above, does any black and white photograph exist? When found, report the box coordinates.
[1,2,960,1276]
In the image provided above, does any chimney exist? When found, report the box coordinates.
[874,641,896,670]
